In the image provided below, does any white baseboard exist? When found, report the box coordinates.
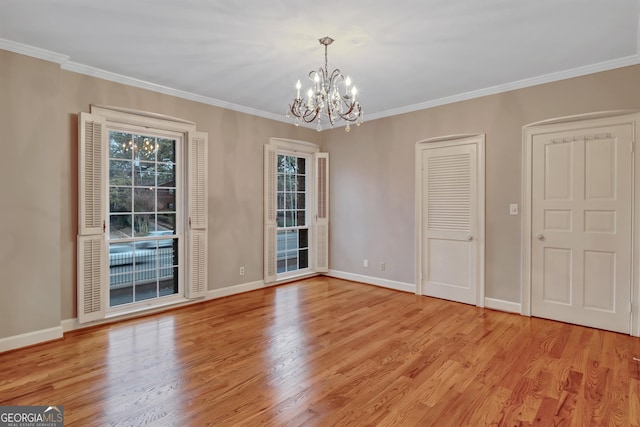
[59,280,267,335]
[61,318,80,332]
[484,297,521,314]
[206,280,265,300]
[0,326,63,353]
[327,270,415,293]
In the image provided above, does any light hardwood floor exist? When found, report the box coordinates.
[1,276,640,426]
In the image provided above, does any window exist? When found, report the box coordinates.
[108,130,181,307]
[78,106,208,323]
[264,139,329,283]
[276,154,310,274]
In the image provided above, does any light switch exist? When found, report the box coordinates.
[509,203,519,216]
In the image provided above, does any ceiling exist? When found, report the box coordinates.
[1,0,639,126]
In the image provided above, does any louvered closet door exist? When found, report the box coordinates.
[422,144,477,305]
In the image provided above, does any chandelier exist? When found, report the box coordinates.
[287,37,363,132]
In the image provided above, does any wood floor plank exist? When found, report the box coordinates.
[0,276,639,426]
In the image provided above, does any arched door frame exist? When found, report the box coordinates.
[521,110,640,336]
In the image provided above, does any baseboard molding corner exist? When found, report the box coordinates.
[206,280,266,300]
[484,297,521,314]
[61,318,80,332]
[327,270,415,293]
[0,326,63,353]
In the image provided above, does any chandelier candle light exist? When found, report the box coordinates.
[287,36,363,132]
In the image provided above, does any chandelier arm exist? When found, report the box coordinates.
[302,108,320,123]
[329,69,342,82]
[289,99,304,119]
[336,101,361,122]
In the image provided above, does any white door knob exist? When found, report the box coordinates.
[536,233,544,240]
[467,235,473,241]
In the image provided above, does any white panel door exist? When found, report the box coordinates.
[531,124,633,333]
[422,144,478,305]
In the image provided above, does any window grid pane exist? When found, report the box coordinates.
[108,130,179,307]
[276,154,308,275]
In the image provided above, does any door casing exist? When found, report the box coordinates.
[415,134,486,307]
[521,110,640,336]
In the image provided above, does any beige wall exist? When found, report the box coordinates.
[0,49,320,338]
[323,64,640,302]
[0,51,63,337]
[2,45,640,341]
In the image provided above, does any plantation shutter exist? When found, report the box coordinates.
[315,152,329,272]
[79,113,106,235]
[77,112,106,323]
[263,144,277,284]
[77,235,106,323]
[186,131,208,298]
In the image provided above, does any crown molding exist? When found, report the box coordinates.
[2,37,639,129]
[0,37,289,124]
[0,37,69,64]
[60,61,289,124]
[365,53,640,122]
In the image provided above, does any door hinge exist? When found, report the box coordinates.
[630,302,633,313]
[631,141,635,154]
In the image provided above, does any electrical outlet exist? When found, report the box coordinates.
[380,262,386,271]
[363,259,368,268]
[239,266,245,276]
